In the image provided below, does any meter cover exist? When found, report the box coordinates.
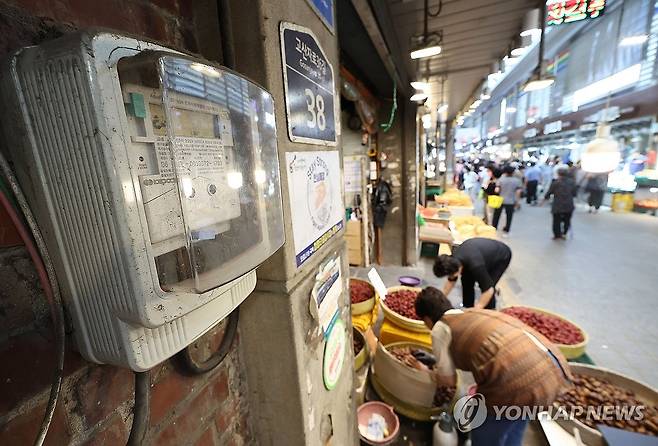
[120,54,284,294]
[153,56,284,293]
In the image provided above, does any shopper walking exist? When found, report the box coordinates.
[544,168,578,240]
[433,237,512,309]
[585,173,607,213]
[481,166,499,224]
[523,162,541,205]
[491,165,522,236]
[414,287,572,446]
[463,165,480,208]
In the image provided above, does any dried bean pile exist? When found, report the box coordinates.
[350,279,375,304]
[434,385,456,407]
[385,289,420,320]
[556,374,658,435]
[353,335,364,356]
[502,307,584,345]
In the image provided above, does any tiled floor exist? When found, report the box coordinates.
[355,204,658,388]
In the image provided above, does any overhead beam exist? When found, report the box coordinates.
[351,0,410,96]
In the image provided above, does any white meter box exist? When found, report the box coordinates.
[0,32,285,370]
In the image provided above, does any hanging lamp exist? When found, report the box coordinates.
[410,0,443,59]
[522,2,554,92]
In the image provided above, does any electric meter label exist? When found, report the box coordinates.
[280,22,337,146]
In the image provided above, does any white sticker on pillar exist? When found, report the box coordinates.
[368,268,388,301]
[322,318,346,390]
[286,151,344,267]
[311,256,341,337]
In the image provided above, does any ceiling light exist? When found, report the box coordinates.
[438,103,448,113]
[411,81,430,90]
[410,44,442,59]
[523,71,555,92]
[480,92,491,100]
[410,92,429,102]
[520,9,541,37]
[511,35,532,57]
[619,35,649,46]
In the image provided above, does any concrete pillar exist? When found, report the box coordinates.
[228,2,356,445]
[401,101,419,265]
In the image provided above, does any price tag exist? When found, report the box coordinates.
[367,268,388,301]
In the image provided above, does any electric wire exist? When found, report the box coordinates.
[0,151,65,446]
[180,308,240,374]
[126,371,151,446]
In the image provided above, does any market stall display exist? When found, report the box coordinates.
[554,364,658,439]
[353,327,368,371]
[380,286,428,332]
[449,216,497,242]
[634,198,658,215]
[434,189,472,207]
[501,306,588,359]
[350,278,377,315]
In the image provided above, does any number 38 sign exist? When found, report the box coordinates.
[280,22,337,146]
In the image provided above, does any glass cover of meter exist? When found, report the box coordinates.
[120,54,284,294]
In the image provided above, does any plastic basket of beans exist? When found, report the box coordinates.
[380,286,427,333]
[501,306,588,359]
[553,364,658,440]
[350,278,377,315]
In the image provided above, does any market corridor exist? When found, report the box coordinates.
[496,204,658,388]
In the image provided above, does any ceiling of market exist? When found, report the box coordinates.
[386,0,538,121]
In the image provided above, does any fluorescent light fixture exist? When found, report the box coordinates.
[619,35,648,46]
[410,92,428,102]
[411,81,430,90]
[410,44,442,59]
[470,99,482,109]
[523,71,555,92]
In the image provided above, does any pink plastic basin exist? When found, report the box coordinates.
[357,402,400,445]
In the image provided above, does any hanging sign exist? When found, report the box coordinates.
[280,22,337,146]
[546,0,606,27]
[306,0,335,34]
[323,317,346,390]
[286,151,344,267]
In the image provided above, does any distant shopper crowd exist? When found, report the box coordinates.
[453,156,608,239]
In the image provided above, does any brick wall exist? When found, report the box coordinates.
[0,1,253,444]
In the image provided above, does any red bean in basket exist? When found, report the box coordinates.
[350,279,375,304]
[501,307,584,345]
[385,290,421,320]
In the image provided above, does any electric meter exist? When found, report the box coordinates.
[0,32,285,371]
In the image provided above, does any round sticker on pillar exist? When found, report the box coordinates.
[307,156,333,230]
[323,317,346,390]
